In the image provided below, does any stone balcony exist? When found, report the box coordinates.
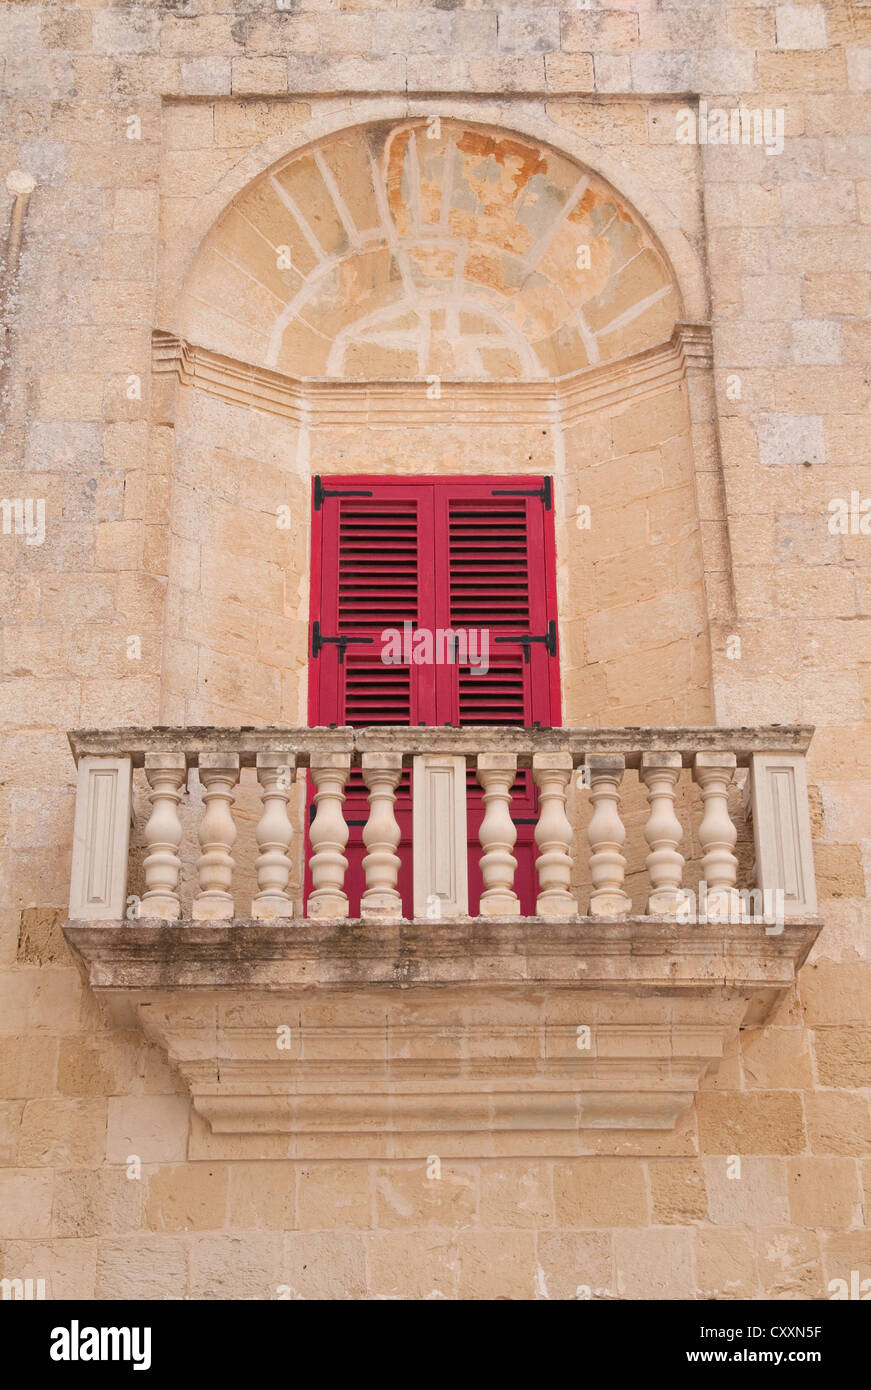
[62,725,821,1159]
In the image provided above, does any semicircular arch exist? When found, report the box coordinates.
[174,115,703,381]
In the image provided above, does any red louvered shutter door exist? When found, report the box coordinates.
[435,483,558,912]
[309,480,434,914]
[308,476,559,916]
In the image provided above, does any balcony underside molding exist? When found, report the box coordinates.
[63,917,821,1159]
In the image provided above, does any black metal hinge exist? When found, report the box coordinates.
[492,477,552,510]
[311,621,374,663]
[495,620,557,663]
[314,477,374,511]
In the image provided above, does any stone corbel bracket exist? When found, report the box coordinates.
[64,914,820,1159]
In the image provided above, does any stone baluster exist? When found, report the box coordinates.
[532,753,577,918]
[308,754,350,919]
[192,754,240,920]
[693,752,739,922]
[141,753,187,920]
[476,753,520,916]
[361,753,403,921]
[640,752,688,917]
[586,755,631,917]
[252,754,296,919]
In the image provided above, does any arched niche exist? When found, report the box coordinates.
[159,117,715,737]
[178,118,684,380]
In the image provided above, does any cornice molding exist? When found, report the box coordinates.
[152,322,713,430]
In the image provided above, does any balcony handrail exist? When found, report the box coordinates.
[67,723,815,769]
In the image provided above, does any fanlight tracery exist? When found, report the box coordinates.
[180,120,681,381]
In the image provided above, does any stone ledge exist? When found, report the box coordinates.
[62,916,821,1157]
[64,916,819,1004]
[67,723,815,767]
[150,323,713,427]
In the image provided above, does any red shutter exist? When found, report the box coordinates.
[447,498,531,629]
[311,481,435,729]
[336,497,420,630]
[335,498,418,728]
[308,476,560,915]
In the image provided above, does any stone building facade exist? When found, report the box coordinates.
[0,0,869,1300]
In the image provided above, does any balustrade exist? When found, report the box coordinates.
[66,725,818,926]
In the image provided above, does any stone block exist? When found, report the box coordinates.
[0,1038,58,1099]
[649,1160,707,1223]
[367,1231,456,1300]
[697,1092,806,1154]
[847,49,871,92]
[544,53,596,93]
[231,59,288,97]
[757,49,846,91]
[775,5,828,51]
[53,1169,142,1239]
[814,1028,871,1088]
[741,1028,814,1089]
[145,1164,228,1233]
[792,320,842,366]
[213,101,310,149]
[40,9,93,51]
[802,963,871,1026]
[758,1227,823,1297]
[297,1164,372,1230]
[755,412,826,466]
[18,1100,106,1168]
[188,1233,281,1299]
[39,374,105,422]
[0,1102,23,1164]
[375,1164,478,1230]
[96,1236,188,1301]
[92,10,160,56]
[228,1162,296,1228]
[498,9,560,54]
[694,1229,758,1299]
[788,1158,861,1229]
[537,1231,613,1301]
[554,1159,649,1226]
[456,1231,538,1300]
[564,12,639,53]
[805,1094,871,1156]
[704,1156,790,1225]
[106,1096,190,1166]
[180,59,231,98]
[373,11,451,56]
[281,1232,366,1301]
[614,1229,694,1300]
[782,178,857,227]
[0,1170,53,1239]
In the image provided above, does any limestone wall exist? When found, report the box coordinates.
[0,0,869,1300]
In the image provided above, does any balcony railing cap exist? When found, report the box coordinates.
[67,724,815,770]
